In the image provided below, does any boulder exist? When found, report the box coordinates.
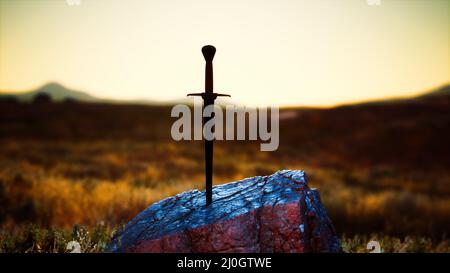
[107,170,341,253]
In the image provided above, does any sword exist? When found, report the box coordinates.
[187,45,230,206]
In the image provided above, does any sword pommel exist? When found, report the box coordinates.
[202,45,216,62]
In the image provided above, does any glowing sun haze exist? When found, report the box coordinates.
[0,0,449,107]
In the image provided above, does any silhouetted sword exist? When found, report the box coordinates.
[187,45,230,206]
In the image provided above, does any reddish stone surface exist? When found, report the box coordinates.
[107,170,341,253]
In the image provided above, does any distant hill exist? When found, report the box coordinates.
[417,84,450,99]
[332,83,450,109]
[0,82,167,105]
[0,82,98,103]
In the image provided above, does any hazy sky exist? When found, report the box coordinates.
[0,0,449,106]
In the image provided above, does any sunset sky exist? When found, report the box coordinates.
[0,0,449,106]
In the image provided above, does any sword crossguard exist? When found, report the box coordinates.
[187,92,231,100]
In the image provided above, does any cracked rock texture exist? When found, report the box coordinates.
[107,170,341,253]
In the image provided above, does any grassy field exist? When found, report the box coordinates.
[1,224,448,253]
[0,88,449,252]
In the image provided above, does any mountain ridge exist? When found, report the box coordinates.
[0,82,97,102]
[1,82,449,107]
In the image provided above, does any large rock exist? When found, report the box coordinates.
[107,170,341,253]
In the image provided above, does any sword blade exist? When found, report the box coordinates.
[203,84,214,207]
[205,126,213,206]
[203,45,215,207]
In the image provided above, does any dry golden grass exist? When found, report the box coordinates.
[1,139,449,240]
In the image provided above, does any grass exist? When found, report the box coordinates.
[0,224,113,253]
[0,98,449,252]
[1,224,448,253]
[1,139,449,252]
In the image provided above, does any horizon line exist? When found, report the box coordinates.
[1,81,449,109]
